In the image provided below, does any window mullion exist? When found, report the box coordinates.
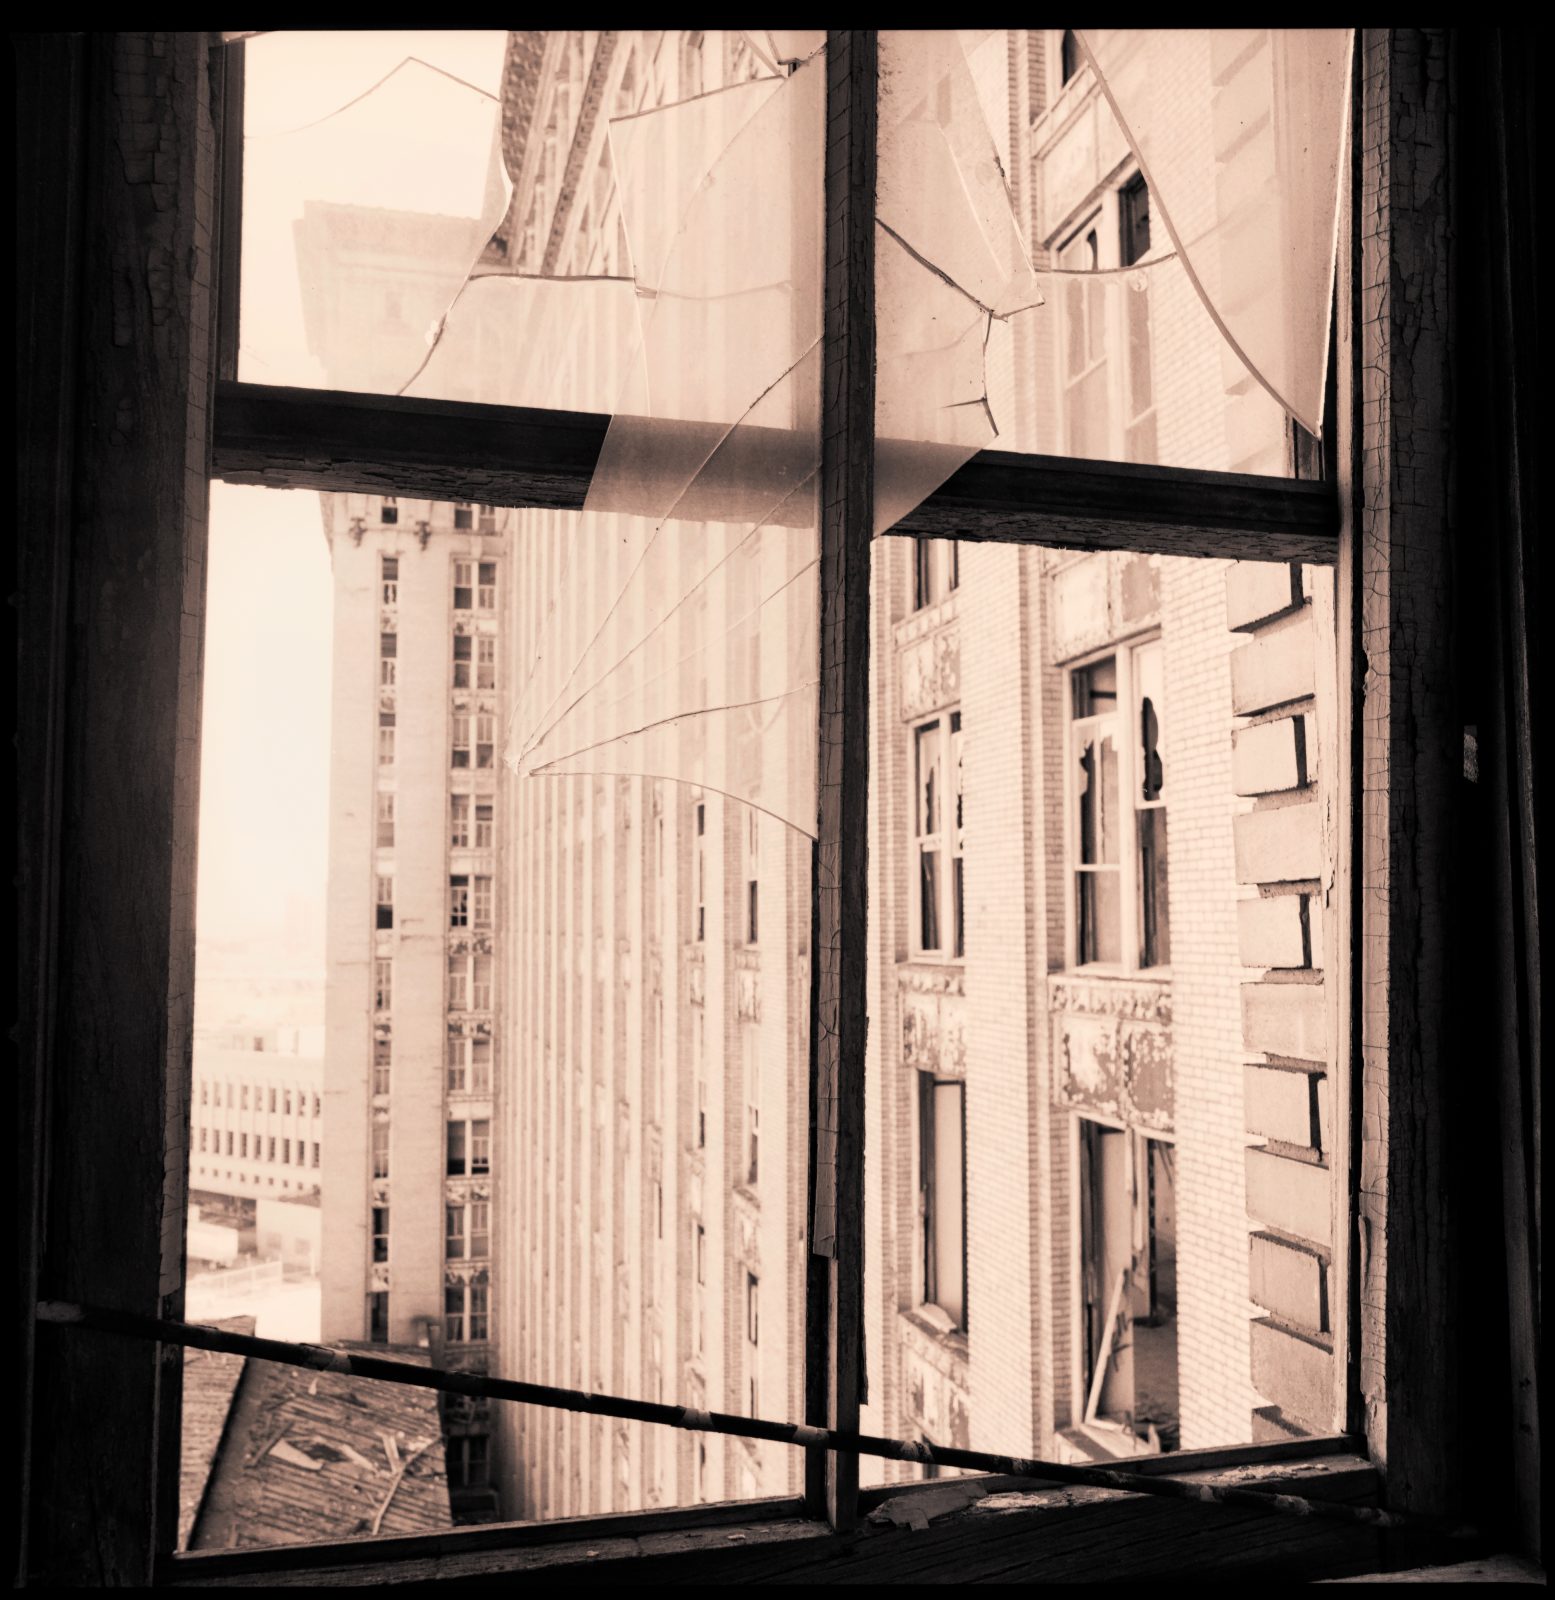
[807,27,876,1535]
[1118,648,1141,971]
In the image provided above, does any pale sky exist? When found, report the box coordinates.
[241,30,508,387]
[196,482,333,961]
[197,32,509,981]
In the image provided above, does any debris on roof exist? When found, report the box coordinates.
[187,1340,451,1549]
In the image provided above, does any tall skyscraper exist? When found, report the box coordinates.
[315,489,508,1518]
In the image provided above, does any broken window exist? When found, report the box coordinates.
[913,537,959,611]
[1069,644,1169,971]
[1072,657,1122,966]
[913,715,963,957]
[471,1037,492,1095]
[372,1207,390,1264]
[1077,1123,1178,1453]
[450,875,470,928]
[919,1072,967,1331]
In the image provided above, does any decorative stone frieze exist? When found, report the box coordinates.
[899,1312,971,1450]
[734,1189,761,1273]
[370,1262,390,1292]
[899,966,967,1078]
[899,620,961,720]
[893,590,959,648]
[370,1180,389,1207]
[444,1262,490,1288]
[1050,975,1174,1131]
[736,949,761,1021]
[1048,552,1163,664]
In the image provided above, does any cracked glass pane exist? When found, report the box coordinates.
[872,28,1329,500]
[241,31,511,395]
[1079,29,1352,437]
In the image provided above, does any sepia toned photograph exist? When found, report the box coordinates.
[16,28,1539,1587]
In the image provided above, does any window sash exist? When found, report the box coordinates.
[90,30,1352,1567]
[1066,643,1168,973]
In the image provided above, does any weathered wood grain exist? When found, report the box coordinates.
[211,381,1338,561]
[162,1456,1387,1586]
[20,28,220,1586]
[811,28,876,1533]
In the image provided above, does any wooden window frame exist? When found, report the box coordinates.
[26,23,1499,1588]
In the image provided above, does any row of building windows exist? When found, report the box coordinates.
[199,1082,319,1117]
[369,1036,496,1098]
[900,640,1170,972]
[448,874,493,928]
[444,1281,490,1343]
[371,794,497,856]
[376,711,496,771]
[197,1127,320,1167]
[378,501,498,539]
[691,802,762,948]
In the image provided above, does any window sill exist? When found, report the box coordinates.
[159,1442,1378,1586]
[901,1303,968,1359]
[893,589,960,650]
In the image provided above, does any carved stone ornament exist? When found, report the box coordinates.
[445,1180,470,1206]
[688,963,705,1007]
[899,622,962,721]
[371,1180,389,1206]
[449,932,470,956]
[1052,988,1175,1134]
[899,976,967,1080]
[1049,975,1172,1025]
[735,1197,761,1274]
[370,1262,390,1292]
[737,965,761,1023]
